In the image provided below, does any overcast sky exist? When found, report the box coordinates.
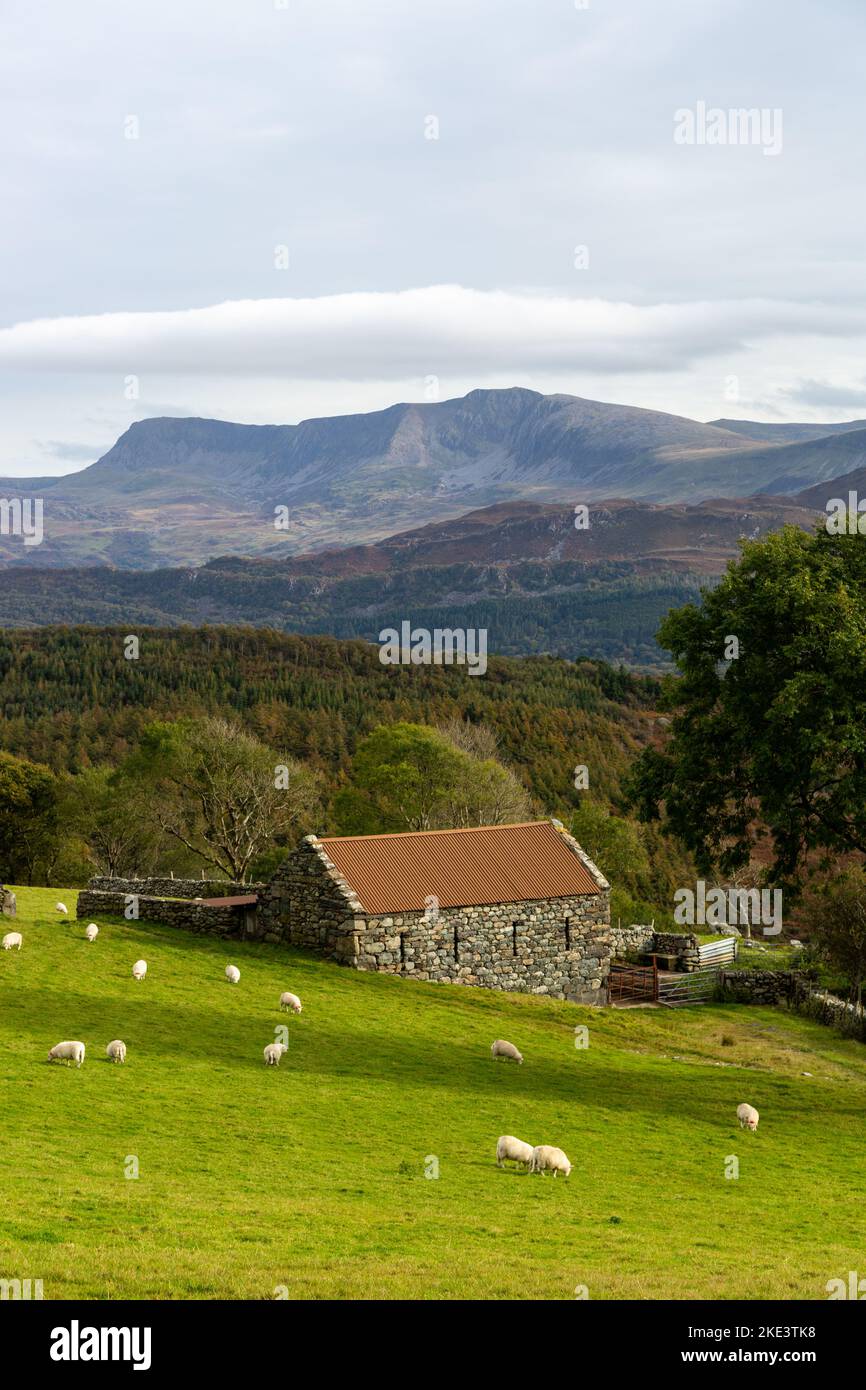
[2,0,865,475]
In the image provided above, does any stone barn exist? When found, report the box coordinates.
[258,819,611,1003]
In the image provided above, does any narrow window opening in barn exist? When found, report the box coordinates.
[512,922,518,956]
[565,917,572,950]
[453,925,459,962]
[399,933,405,965]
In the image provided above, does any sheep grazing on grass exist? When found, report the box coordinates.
[132,960,147,981]
[263,1042,287,1066]
[491,1039,523,1064]
[55,902,68,916]
[496,1135,534,1169]
[106,1039,127,1064]
[530,1145,572,1178]
[225,965,241,984]
[279,991,302,1014]
[2,931,22,950]
[737,1102,759,1132]
[85,924,99,942]
[48,1040,85,1067]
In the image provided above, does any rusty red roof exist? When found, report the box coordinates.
[200,895,258,907]
[318,820,602,914]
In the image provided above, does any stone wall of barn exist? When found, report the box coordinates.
[257,836,611,1002]
[256,836,368,962]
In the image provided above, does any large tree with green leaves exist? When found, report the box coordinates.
[333,721,531,834]
[63,765,165,878]
[0,749,59,883]
[800,873,866,1009]
[627,524,866,891]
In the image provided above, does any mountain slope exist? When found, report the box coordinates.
[0,388,858,570]
[0,493,821,668]
[707,418,866,445]
[0,389,764,569]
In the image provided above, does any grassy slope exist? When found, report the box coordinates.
[2,887,864,1301]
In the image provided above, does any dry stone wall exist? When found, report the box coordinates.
[653,930,700,970]
[610,926,700,969]
[77,884,257,939]
[87,876,263,899]
[610,924,655,958]
[719,969,797,1003]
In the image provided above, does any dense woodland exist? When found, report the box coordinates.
[0,562,702,672]
[0,625,689,922]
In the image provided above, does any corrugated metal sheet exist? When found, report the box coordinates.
[200,895,258,907]
[319,820,600,914]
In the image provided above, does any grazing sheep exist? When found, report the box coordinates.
[55,902,68,915]
[132,959,147,981]
[530,1145,572,1178]
[263,1042,287,1066]
[2,931,22,950]
[491,1039,523,1064]
[85,924,99,942]
[496,1135,534,1169]
[737,1102,759,1131]
[225,964,241,984]
[106,1039,127,1064]
[279,991,302,1014]
[48,1040,85,1067]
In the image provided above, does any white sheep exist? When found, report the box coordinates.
[106,1039,127,1064]
[85,924,99,942]
[132,959,147,981]
[496,1135,534,1169]
[263,1042,287,1066]
[2,931,22,950]
[737,1102,759,1131]
[55,902,68,915]
[48,1040,85,1067]
[491,1039,523,1064]
[225,965,241,984]
[279,991,302,1014]
[530,1145,572,1178]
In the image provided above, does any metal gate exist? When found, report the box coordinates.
[609,960,658,1004]
[658,965,720,1007]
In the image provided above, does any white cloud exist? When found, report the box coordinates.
[1,286,864,380]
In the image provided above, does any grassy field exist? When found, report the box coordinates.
[1,886,865,1301]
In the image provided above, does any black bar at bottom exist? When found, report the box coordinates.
[5,1298,860,1375]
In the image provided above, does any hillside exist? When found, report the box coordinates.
[0,495,822,668]
[0,626,661,812]
[707,418,866,445]
[3,887,864,1299]
[1,387,855,569]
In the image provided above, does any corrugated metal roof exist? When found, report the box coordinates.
[200,895,259,907]
[318,820,601,914]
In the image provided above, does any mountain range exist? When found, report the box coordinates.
[2,387,864,570]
